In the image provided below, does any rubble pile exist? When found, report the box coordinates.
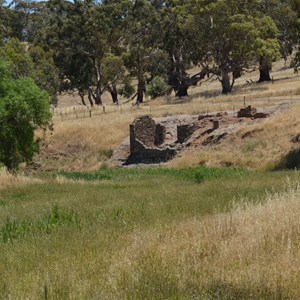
[111,106,275,166]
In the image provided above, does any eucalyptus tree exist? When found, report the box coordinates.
[0,2,23,42]
[258,0,298,81]
[0,38,59,103]
[190,0,281,93]
[123,0,170,103]
[293,0,300,68]
[36,0,130,105]
[254,15,281,82]
[11,0,48,43]
[153,0,208,97]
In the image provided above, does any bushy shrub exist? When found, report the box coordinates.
[146,76,169,99]
[118,76,135,99]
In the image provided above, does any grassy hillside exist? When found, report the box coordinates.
[37,63,300,172]
[1,168,300,298]
[171,103,300,170]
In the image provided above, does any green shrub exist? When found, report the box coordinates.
[146,76,169,99]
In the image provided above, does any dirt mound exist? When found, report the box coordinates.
[110,106,280,166]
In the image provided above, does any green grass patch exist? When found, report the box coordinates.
[0,167,299,298]
[1,205,80,243]
[57,165,249,183]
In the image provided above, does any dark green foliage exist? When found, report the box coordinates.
[0,39,60,103]
[118,76,135,98]
[146,76,169,99]
[0,60,51,170]
[2,0,296,101]
[293,0,300,70]
[28,45,60,104]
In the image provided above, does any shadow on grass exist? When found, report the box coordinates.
[275,148,300,170]
[199,281,284,300]
[118,269,284,300]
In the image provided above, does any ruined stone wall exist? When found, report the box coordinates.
[128,115,176,164]
[130,115,156,154]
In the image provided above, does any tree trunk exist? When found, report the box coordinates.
[94,58,103,105]
[87,90,94,107]
[136,65,145,104]
[94,93,102,105]
[78,92,86,106]
[109,84,119,104]
[94,80,102,105]
[137,79,144,103]
[175,84,188,97]
[169,51,186,96]
[169,58,207,97]
[169,71,180,93]
[221,70,232,94]
[259,58,271,82]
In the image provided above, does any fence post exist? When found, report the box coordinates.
[44,285,48,300]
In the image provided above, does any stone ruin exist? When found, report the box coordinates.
[110,106,273,166]
[126,114,222,164]
[127,115,177,164]
[237,106,268,119]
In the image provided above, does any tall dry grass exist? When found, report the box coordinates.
[109,182,300,298]
[170,103,300,170]
[1,169,300,298]
[40,111,140,170]
[0,169,42,189]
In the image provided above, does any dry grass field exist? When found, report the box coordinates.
[0,169,43,190]
[111,182,300,299]
[170,103,300,170]
[1,60,300,299]
[37,61,300,171]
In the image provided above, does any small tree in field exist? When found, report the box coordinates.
[0,60,51,171]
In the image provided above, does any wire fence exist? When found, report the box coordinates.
[51,95,300,122]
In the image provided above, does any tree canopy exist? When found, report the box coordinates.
[0,0,298,101]
[0,59,51,170]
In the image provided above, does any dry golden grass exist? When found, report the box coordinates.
[37,62,300,171]
[170,103,300,170]
[0,169,42,189]
[40,111,140,171]
[109,181,300,298]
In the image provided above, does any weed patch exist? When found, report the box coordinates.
[0,205,80,243]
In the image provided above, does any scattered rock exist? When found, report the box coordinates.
[237,106,257,118]
[291,134,300,143]
[237,106,269,119]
